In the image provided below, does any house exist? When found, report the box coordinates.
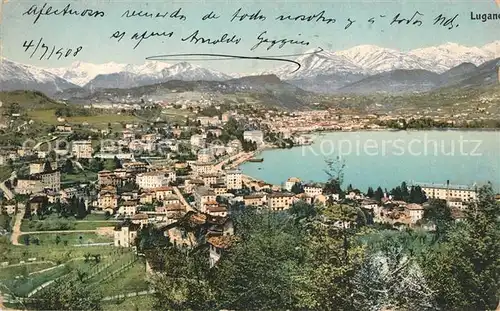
[197,149,213,163]
[406,203,424,223]
[267,192,296,211]
[139,191,154,204]
[191,162,216,176]
[284,177,301,192]
[122,161,148,173]
[201,174,219,187]
[114,221,140,247]
[295,193,314,205]
[29,161,58,175]
[303,183,323,197]
[15,179,43,195]
[71,140,93,159]
[118,200,139,216]
[244,193,266,207]
[131,213,150,227]
[206,204,228,217]
[190,134,206,148]
[15,170,61,194]
[212,183,227,195]
[193,186,217,211]
[225,170,242,190]
[207,235,237,268]
[98,191,119,210]
[243,130,264,145]
[151,186,174,201]
[158,203,185,222]
[162,195,181,206]
[136,171,169,189]
[55,125,72,133]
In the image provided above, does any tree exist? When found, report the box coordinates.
[421,183,500,310]
[63,159,74,174]
[26,279,103,310]
[290,182,304,194]
[55,235,61,245]
[323,156,345,197]
[409,186,426,204]
[423,199,452,238]
[43,160,53,172]
[366,187,374,198]
[400,181,410,201]
[76,198,87,220]
[113,156,122,169]
[374,187,384,202]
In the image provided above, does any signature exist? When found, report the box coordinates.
[146,48,324,73]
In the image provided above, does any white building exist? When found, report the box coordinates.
[418,182,477,209]
[284,177,301,192]
[304,184,323,197]
[225,170,242,190]
[190,134,206,148]
[406,203,425,224]
[114,222,140,247]
[197,149,213,163]
[243,130,264,146]
[136,171,175,189]
[71,140,93,159]
[267,192,296,211]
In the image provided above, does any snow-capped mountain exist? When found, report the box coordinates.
[267,49,363,80]
[409,42,492,71]
[267,41,500,79]
[336,45,447,73]
[47,61,172,86]
[0,58,78,95]
[84,62,233,89]
[161,62,232,81]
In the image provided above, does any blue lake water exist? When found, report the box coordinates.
[239,130,500,192]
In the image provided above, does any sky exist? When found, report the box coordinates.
[1,0,499,74]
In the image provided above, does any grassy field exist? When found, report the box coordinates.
[0,262,55,280]
[0,236,128,264]
[18,232,113,246]
[0,166,12,181]
[102,295,154,311]
[61,171,98,184]
[21,220,117,232]
[97,261,149,297]
[1,263,72,297]
[27,109,142,128]
[73,221,118,230]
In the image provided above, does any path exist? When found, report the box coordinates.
[102,289,156,301]
[18,229,97,235]
[173,186,194,212]
[10,205,25,246]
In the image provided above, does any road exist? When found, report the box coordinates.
[173,186,195,212]
[214,152,254,171]
[10,205,25,246]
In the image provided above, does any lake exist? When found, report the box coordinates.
[239,130,500,192]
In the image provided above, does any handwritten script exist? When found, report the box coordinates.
[20,3,463,61]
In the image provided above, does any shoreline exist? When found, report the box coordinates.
[236,129,500,192]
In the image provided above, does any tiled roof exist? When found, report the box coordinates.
[207,235,238,249]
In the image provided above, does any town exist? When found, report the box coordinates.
[0,90,498,310]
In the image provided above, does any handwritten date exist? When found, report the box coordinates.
[23,38,83,60]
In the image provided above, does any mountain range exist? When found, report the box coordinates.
[1,41,499,95]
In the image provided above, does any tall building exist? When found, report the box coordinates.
[225,170,242,190]
[71,140,93,159]
[417,181,477,209]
